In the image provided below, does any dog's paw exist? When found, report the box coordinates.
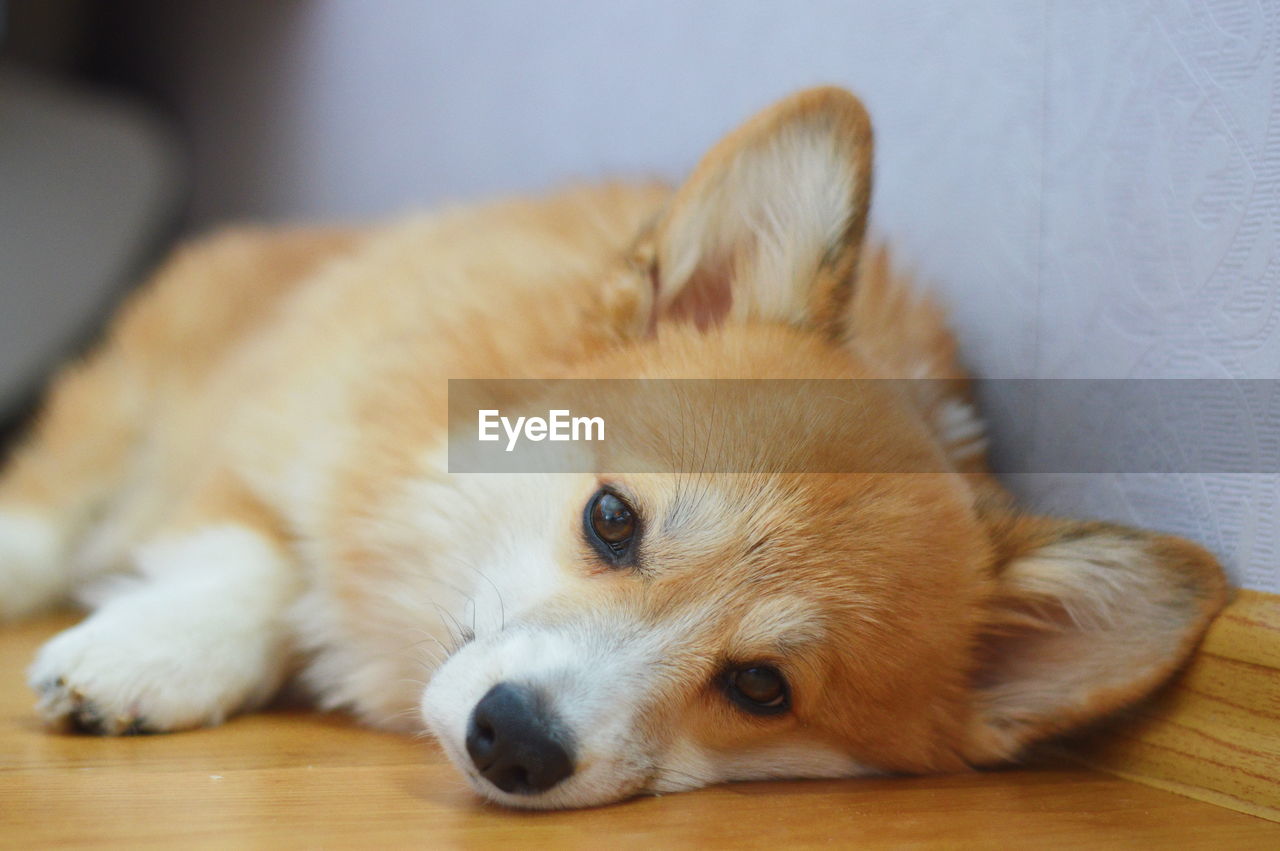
[0,509,67,622]
[27,601,274,734]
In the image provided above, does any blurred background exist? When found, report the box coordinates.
[0,0,1276,592]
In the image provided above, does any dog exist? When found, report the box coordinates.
[0,87,1226,809]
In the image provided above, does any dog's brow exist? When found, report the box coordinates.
[729,596,824,656]
[660,492,706,535]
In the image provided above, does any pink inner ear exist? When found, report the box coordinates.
[660,257,735,331]
[969,594,1077,691]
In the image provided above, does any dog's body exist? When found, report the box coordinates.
[0,89,1226,808]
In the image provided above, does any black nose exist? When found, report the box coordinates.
[466,682,575,795]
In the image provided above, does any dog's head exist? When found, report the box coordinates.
[418,88,1227,808]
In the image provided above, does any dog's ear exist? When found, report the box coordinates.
[962,512,1228,764]
[645,87,873,335]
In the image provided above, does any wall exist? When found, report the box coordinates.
[115,0,1280,592]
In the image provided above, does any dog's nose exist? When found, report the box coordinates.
[465,682,574,795]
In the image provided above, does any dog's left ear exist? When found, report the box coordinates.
[646,87,873,335]
[962,512,1228,764]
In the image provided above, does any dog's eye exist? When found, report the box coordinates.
[724,665,789,715]
[584,489,638,563]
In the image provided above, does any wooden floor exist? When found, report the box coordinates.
[2,615,1278,849]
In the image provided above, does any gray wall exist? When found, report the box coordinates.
[117,0,1280,591]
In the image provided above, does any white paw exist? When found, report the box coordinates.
[27,592,281,734]
[0,510,67,621]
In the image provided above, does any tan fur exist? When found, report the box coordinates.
[0,88,1226,806]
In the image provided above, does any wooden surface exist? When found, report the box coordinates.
[3,615,1279,850]
[1070,589,1280,821]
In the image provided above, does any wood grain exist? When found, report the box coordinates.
[3,615,1278,848]
[1068,589,1280,822]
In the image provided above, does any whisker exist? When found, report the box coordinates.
[397,677,429,690]
[461,561,507,632]
[652,765,709,789]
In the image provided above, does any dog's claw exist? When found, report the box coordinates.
[35,678,148,735]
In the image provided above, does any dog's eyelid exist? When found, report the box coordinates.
[593,477,639,504]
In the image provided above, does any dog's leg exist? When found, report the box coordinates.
[26,475,300,734]
[0,351,147,621]
[1,228,360,622]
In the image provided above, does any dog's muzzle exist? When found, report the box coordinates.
[465,682,575,795]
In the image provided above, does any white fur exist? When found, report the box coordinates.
[28,525,296,733]
[0,509,67,621]
[655,734,873,792]
[292,466,587,730]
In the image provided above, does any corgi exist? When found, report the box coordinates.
[0,87,1226,809]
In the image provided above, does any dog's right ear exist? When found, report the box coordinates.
[641,87,873,337]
